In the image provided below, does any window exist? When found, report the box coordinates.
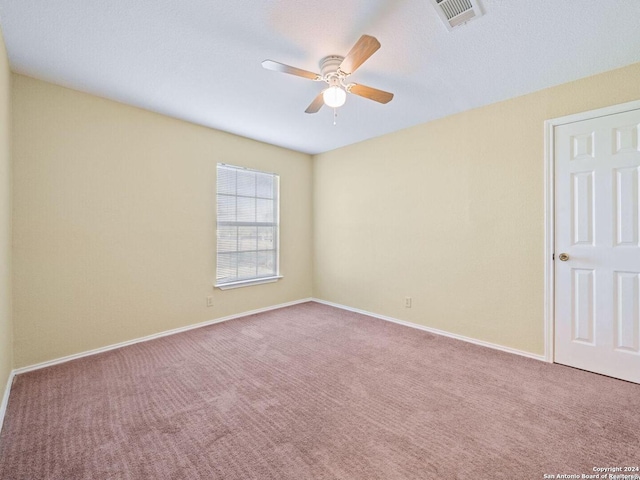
[215,164,280,289]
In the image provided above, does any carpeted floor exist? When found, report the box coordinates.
[0,302,639,479]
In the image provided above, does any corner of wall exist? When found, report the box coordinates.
[310,153,321,300]
[0,22,14,433]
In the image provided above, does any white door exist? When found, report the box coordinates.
[555,108,640,384]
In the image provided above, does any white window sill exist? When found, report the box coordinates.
[215,276,283,290]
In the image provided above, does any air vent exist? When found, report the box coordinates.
[430,0,483,30]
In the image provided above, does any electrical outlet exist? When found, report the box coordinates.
[405,297,412,308]
[206,296,214,307]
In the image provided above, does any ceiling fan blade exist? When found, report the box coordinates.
[305,92,325,114]
[339,35,381,75]
[262,60,321,80]
[349,84,394,104]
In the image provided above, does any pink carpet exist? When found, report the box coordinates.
[0,302,638,479]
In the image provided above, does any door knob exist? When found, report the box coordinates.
[558,253,570,261]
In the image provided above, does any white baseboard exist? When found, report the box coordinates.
[12,298,313,376]
[311,298,547,362]
[0,370,16,435]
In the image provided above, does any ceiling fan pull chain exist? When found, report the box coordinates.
[333,108,338,126]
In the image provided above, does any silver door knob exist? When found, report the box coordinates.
[558,253,570,261]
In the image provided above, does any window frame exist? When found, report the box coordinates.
[214,163,282,290]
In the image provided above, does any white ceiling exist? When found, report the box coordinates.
[1,1,639,155]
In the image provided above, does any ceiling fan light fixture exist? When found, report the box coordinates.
[323,86,346,108]
[262,35,393,115]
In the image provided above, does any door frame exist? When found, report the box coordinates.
[543,99,640,363]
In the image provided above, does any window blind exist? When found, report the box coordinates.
[216,164,279,286]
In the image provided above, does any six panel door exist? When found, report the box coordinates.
[555,108,640,384]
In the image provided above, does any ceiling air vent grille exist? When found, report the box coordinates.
[430,0,483,30]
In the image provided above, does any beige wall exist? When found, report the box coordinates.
[12,74,313,368]
[0,29,12,403]
[9,61,640,367]
[313,62,640,356]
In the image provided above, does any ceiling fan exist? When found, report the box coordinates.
[262,35,394,115]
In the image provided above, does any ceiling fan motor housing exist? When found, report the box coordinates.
[320,56,345,77]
